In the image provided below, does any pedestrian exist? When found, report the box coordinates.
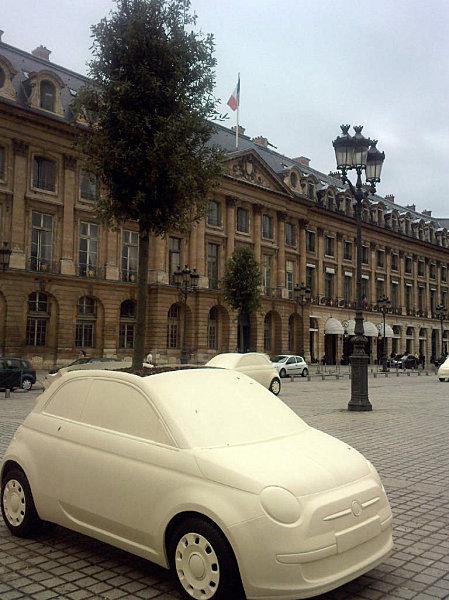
[78,349,86,358]
[144,352,153,366]
[419,352,425,369]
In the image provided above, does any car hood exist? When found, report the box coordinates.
[194,427,370,496]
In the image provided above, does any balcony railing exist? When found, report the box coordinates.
[75,264,106,280]
[121,270,138,283]
[27,257,60,274]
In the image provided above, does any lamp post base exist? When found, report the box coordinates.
[348,347,372,411]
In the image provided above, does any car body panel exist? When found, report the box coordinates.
[437,356,449,379]
[206,352,279,389]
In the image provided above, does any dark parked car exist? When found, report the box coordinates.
[389,354,419,369]
[0,358,36,391]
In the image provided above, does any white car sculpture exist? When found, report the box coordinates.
[206,352,281,395]
[1,369,393,600]
[438,356,449,381]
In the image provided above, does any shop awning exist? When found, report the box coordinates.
[377,323,394,338]
[324,318,344,335]
[345,319,379,337]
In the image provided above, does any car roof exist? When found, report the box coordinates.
[206,352,270,368]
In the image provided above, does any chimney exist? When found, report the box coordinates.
[293,156,311,167]
[404,203,416,212]
[385,194,395,203]
[328,171,341,179]
[231,125,245,136]
[31,45,51,61]
[252,136,268,148]
[422,209,432,217]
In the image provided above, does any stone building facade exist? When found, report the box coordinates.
[1,37,448,367]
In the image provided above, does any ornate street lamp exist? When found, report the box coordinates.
[174,265,199,364]
[436,303,446,360]
[294,282,312,357]
[377,295,391,373]
[333,125,385,411]
[0,241,12,271]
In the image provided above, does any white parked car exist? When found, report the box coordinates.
[1,368,393,600]
[272,354,309,378]
[206,352,281,395]
[437,356,449,381]
[43,357,131,389]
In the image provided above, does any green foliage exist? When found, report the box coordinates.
[73,0,223,234]
[222,246,262,316]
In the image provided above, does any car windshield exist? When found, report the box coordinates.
[148,369,307,449]
[67,358,91,367]
[271,355,288,363]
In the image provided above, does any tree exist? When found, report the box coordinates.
[74,0,223,367]
[222,246,261,352]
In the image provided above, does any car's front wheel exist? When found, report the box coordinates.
[20,378,33,391]
[301,367,309,377]
[269,378,281,395]
[168,517,243,600]
[439,377,446,382]
[1,468,43,537]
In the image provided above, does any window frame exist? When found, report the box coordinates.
[32,155,57,194]
[236,207,250,234]
[262,214,274,240]
[207,200,221,228]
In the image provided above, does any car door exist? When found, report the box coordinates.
[295,356,305,373]
[285,356,297,375]
[1,359,20,389]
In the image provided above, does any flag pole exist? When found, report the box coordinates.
[235,72,240,150]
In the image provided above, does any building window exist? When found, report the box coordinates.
[361,278,369,303]
[286,260,294,299]
[262,255,271,295]
[391,253,398,271]
[26,292,49,346]
[79,222,98,277]
[33,156,56,192]
[405,285,412,310]
[430,263,436,279]
[262,214,273,240]
[442,290,447,308]
[30,211,53,272]
[207,200,221,227]
[80,171,98,202]
[264,313,272,352]
[285,222,296,246]
[376,279,385,302]
[119,300,136,349]
[418,286,425,312]
[167,304,179,349]
[306,266,315,295]
[307,183,315,200]
[442,267,447,283]
[418,260,425,277]
[344,275,352,303]
[324,236,334,257]
[306,231,315,252]
[40,80,56,112]
[122,230,139,282]
[324,272,334,298]
[376,250,385,268]
[430,289,436,314]
[207,243,219,289]
[362,246,369,265]
[236,207,249,233]
[208,307,218,350]
[391,282,398,307]
[0,145,5,181]
[343,241,352,261]
[168,237,181,284]
[405,257,412,274]
[76,296,96,348]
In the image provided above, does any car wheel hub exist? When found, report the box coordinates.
[3,480,26,526]
[175,532,220,599]
[22,380,32,390]
[272,380,280,393]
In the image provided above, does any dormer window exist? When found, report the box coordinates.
[40,80,56,112]
[33,156,56,192]
[290,172,298,188]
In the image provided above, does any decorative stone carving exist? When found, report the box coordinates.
[12,139,28,156]
[227,155,278,191]
[277,211,287,222]
[64,154,77,170]
[370,241,376,250]
[225,196,237,207]
[298,218,309,229]
[317,227,324,236]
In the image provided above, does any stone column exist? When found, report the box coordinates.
[253,205,262,263]
[316,228,323,296]
[385,246,391,299]
[226,197,236,260]
[60,154,77,275]
[152,235,168,284]
[9,139,28,269]
[336,232,343,299]
[196,219,207,287]
[370,242,376,302]
[298,219,308,286]
[277,211,287,293]
[188,224,198,269]
[398,251,405,312]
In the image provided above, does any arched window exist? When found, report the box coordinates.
[264,313,272,352]
[208,307,218,350]
[288,315,295,352]
[26,292,50,346]
[33,156,56,192]
[167,304,179,349]
[40,80,56,112]
[0,144,5,181]
[119,300,136,349]
[76,296,96,348]
[0,66,5,89]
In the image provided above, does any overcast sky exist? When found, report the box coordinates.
[3,0,449,216]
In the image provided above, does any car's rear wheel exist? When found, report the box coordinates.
[279,368,286,378]
[301,368,309,377]
[20,378,33,391]
[1,468,43,537]
[168,517,243,600]
[269,378,281,395]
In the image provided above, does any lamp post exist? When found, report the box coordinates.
[174,265,199,364]
[377,295,391,372]
[333,125,385,411]
[436,303,446,360]
[0,241,12,271]
[294,282,312,357]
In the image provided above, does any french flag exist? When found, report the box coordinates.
[227,75,240,112]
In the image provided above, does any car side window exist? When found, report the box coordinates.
[44,379,92,421]
[286,357,295,364]
[81,379,173,445]
[296,356,303,363]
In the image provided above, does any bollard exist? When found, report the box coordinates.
[290,376,294,383]
[385,372,388,378]
[307,375,311,382]
[5,388,10,398]
[373,372,377,378]
[418,371,421,376]
[321,374,325,381]
[407,371,410,376]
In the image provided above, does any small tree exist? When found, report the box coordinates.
[222,246,261,352]
[74,0,223,367]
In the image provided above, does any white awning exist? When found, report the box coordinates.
[345,319,379,337]
[377,323,394,338]
[324,318,344,335]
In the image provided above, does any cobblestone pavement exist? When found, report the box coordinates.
[0,375,448,600]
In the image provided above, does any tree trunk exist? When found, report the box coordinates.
[133,223,150,368]
[239,312,244,353]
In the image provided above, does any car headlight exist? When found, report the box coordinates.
[260,486,301,525]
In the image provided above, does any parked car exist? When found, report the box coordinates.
[272,354,309,378]
[44,357,129,389]
[206,352,281,394]
[388,354,419,369]
[0,358,36,391]
[1,368,393,600]
[437,356,449,381]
